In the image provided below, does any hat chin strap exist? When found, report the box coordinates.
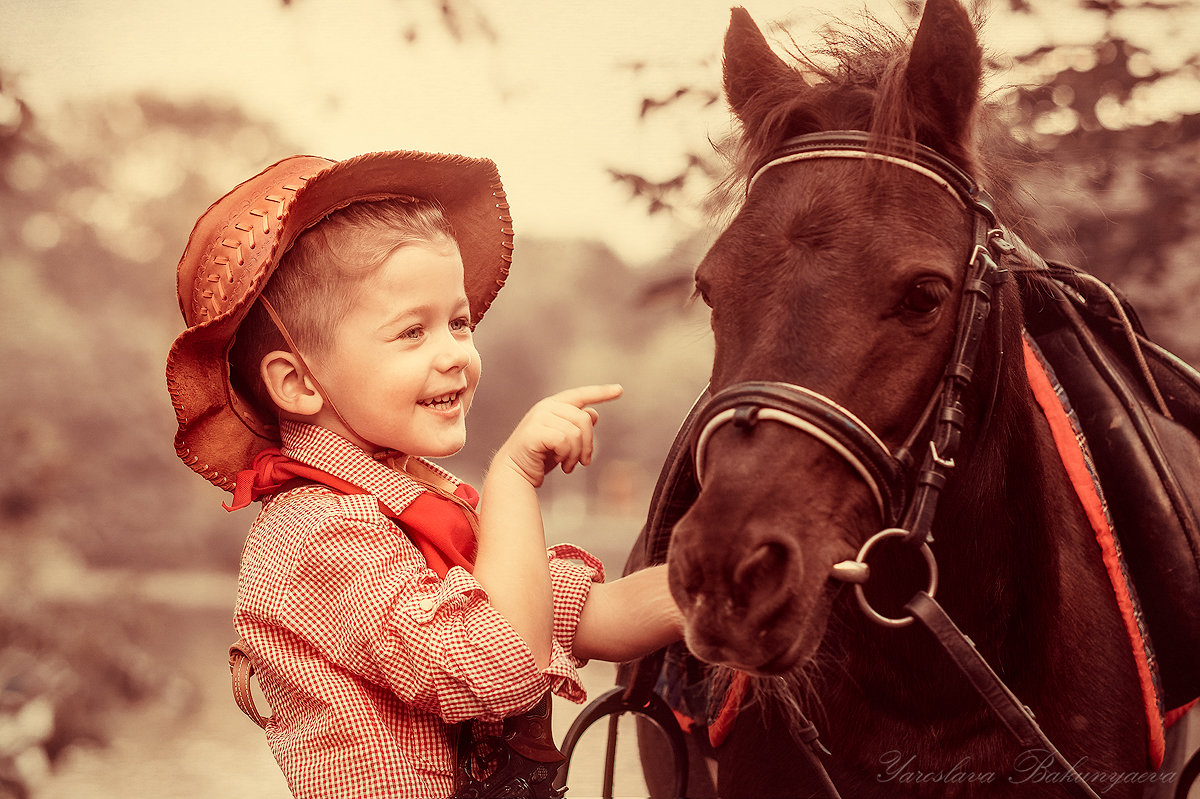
[258,296,370,449]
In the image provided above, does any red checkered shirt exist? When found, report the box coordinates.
[234,422,604,798]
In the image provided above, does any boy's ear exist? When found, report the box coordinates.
[261,350,325,417]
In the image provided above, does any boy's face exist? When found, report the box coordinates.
[309,240,481,458]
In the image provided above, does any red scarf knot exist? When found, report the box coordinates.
[224,447,478,577]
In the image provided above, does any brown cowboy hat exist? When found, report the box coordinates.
[166,150,513,492]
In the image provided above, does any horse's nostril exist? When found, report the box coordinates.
[732,540,792,602]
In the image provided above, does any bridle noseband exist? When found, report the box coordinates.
[694,381,905,523]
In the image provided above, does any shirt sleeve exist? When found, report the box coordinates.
[265,493,602,723]
[544,544,606,702]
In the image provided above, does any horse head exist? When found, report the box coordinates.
[669,0,997,674]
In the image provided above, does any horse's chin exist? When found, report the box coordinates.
[736,634,817,677]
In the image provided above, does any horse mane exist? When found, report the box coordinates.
[734,20,915,161]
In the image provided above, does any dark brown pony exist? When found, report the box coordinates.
[652,0,1169,795]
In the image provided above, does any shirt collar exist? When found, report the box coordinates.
[279,421,462,517]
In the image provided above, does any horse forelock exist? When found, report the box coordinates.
[709,12,1002,221]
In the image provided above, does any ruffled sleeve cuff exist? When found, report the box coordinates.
[542,544,605,702]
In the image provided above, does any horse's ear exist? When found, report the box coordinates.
[904,0,982,155]
[723,7,808,125]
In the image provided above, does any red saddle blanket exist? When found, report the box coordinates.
[1024,334,1168,767]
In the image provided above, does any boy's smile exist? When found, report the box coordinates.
[308,239,481,458]
[418,391,465,411]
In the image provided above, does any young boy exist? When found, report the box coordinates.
[165,151,681,798]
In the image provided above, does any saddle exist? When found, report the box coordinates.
[1019,261,1200,711]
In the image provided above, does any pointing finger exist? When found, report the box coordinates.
[551,384,623,410]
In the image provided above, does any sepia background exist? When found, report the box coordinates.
[1,0,1198,796]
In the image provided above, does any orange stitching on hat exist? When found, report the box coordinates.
[234,222,256,250]
[258,177,307,223]
[220,238,245,266]
[248,208,271,234]
[175,447,200,466]
[207,273,229,302]
[195,178,309,323]
[168,391,189,426]
[214,257,234,284]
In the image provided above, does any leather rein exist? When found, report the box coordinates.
[690,131,1107,798]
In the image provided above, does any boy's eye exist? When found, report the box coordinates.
[398,326,423,340]
[450,317,471,332]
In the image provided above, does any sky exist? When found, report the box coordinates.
[0,0,776,264]
[0,0,1193,264]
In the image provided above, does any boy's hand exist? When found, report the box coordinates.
[498,384,623,488]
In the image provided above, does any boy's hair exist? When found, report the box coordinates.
[229,197,456,416]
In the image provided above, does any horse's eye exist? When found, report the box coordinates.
[901,279,950,315]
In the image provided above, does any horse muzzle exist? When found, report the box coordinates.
[667,380,914,670]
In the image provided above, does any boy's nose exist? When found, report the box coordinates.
[434,331,473,372]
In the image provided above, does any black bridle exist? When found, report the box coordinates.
[695,130,1010,553]
[687,130,1107,797]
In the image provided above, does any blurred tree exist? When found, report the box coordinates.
[999,0,1200,362]
[444,235,713,519]
[0,91,297,569]
[609,0,1200,364]
[0,74,296,790]
[0,70,32,162]
[280,0,498,43]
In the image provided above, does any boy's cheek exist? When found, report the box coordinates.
[467,354,483,389]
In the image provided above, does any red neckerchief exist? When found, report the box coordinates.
[224,447,478,578]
